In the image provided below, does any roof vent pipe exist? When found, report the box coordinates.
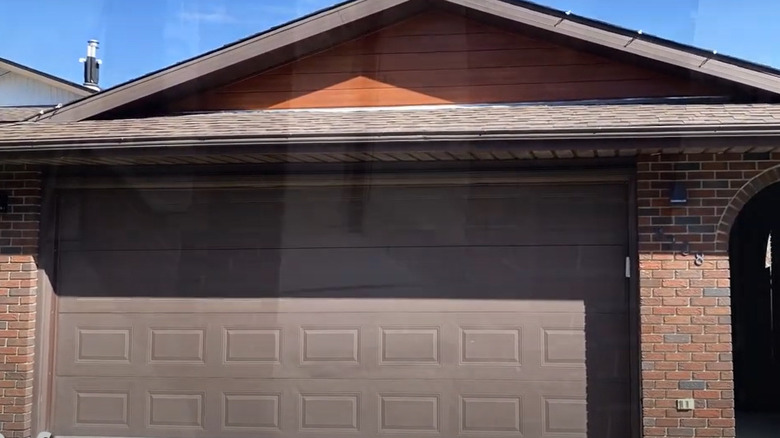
[79,39,101,91]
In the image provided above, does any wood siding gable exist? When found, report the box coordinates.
[173,10,724,111]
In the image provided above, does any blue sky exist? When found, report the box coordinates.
[1,0,779,88]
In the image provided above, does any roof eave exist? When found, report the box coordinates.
[3,123,780,153]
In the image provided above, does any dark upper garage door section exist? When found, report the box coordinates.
[50,174,632,438]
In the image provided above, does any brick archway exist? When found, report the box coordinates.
[717,164,780,251]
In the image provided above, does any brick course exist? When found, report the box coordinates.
[639,153,780,438]
[0,165,40,438]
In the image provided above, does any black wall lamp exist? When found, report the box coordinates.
[669,181,688,205]
[0,191,8,213]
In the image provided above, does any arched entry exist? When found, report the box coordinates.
[730,180,780,434]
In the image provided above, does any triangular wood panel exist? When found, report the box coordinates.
[174,10,724,111]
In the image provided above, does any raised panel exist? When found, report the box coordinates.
[224,394,280,429]
[77,329,130,362]
[300,395,359,430]
[461,397,522,433]
[381,328,438,364]
[542,329,585,366]
[544,398,586,435]
[461,329,521,364]
[301,329,359,363]
[380,395,439,432]
[149,329,205,363]
[224,329,280,363]
[75,392,129,426]
[148,393,204,428]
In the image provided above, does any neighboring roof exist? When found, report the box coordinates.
[41,0,780,123]
[4,104,780,151]
[0,106,49,123]
[0,57,94,97]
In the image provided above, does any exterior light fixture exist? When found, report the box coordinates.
[669,181,688,205]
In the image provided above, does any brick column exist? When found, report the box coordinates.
[637,153,780,438]
[0,257,37,437]
[0,165,41,438]
[639,253,733,437]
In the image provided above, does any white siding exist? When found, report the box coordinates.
[0,68,82,106]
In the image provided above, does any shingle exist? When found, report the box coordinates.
[0,107,50,123]
[1,103,780,147]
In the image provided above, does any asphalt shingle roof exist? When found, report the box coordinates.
[0,106,49,123]
[2,103,780,147]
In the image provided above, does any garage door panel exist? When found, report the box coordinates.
[58,313,291,379]
[56,313,140,377]
[454,379,587,438]
[58,184,626,252]
[581,314,633,382]
[576,392,633,438]
[58,246,626,314]
[56,377,604,438]
[56,309,629,387]
[54,379,136,436]
[56,299,594,381]
[508,313,630,384]
[55,377,296,438]
[54,311,548,380]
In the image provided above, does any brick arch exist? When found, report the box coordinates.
[717,164,780,250]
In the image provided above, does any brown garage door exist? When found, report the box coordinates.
[49,175,632,437]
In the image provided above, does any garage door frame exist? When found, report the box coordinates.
[33,162,640,437]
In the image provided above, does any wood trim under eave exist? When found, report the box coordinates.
[42,0,416,123]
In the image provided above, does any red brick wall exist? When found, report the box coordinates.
[638,153,780,438]
[0,165,41,438]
